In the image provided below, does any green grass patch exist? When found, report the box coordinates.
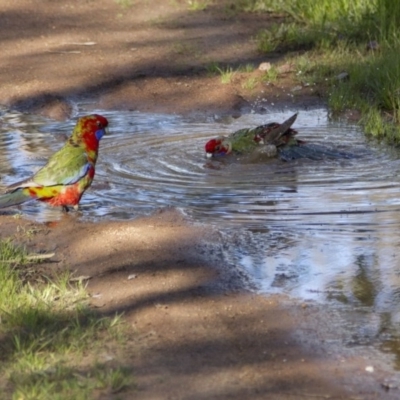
[261,65,279,83]
[281,43,400,142]
[237,63,256,73]
[205,62,255,79]
[328,48,400,141]
[205,61,221,76]
[0,240,134,399]
[242,76,258,90]
[244,0,400,142]
[186,0,211,11]
[215,66,236,84]
[254,0,376,52]
[257,22,335,53]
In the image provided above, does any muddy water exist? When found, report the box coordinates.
[2,107,400,367]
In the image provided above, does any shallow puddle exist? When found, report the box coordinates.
[2,106,400,368]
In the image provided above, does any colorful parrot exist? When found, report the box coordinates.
[205,113,351,161]
[205,113,299,158]
[0,114,109,212]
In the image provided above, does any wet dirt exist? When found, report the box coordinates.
[1,1,398,399]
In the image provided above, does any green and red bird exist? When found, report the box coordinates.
[205,113,301,159]
[205,113,352,161]
[0,114,109,211]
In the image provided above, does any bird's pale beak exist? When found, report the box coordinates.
[104,127,110,135]
[206,153,213,159]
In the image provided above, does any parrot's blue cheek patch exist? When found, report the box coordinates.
[95,128,106,140]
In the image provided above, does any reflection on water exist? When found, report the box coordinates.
[2,106,400,367]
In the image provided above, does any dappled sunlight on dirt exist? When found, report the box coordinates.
[0,1,399,398]
[0,209,399,399]
[0,0,320,120]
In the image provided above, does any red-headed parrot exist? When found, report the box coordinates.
[0,114,109,211]
[205,113,300,158]
[205,113,351,161]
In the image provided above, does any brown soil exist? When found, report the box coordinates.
[0,0,322,120]
[0,1,398,399]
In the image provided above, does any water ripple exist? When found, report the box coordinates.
[2,108,400,325]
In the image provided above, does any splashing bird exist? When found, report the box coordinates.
[205,113,352,161]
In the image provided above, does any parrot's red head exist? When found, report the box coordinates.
[80,114,109,140]
[72,114,109,153]
[205,136,232,158]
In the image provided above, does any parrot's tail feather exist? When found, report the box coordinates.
[265,113,298,144]
[0,189,32,209]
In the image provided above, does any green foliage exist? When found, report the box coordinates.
[187,0,211,11]
[0,240,134,398]
[242,77,258,90]
[261,66,279,82]
[238,0,400,141]
[217,66,236,84]
[257,23,333,52]
[206,62,255,77]
[237,63,256,73]
[376,0,400,41]
[327,48,400,142]
[253,0,377,52]
[205,62,221,76]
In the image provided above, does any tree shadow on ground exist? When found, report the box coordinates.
[0,0,294,116]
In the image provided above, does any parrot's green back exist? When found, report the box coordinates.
[36,143,90,184]
[0,114,109,211]
[229,128,260,153]
[228,113,299,153]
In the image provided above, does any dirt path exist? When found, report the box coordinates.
[0,0,321,119]
[0,1,398,399]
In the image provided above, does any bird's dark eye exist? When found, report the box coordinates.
[215,145,220,151]
[97,121,103,128]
